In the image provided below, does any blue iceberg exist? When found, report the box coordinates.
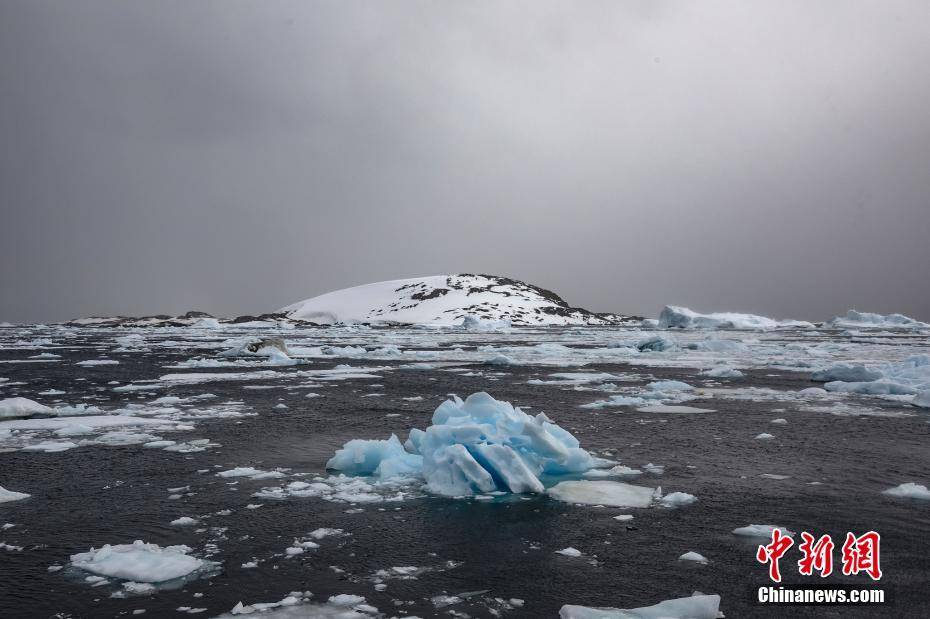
[326,392,600,496]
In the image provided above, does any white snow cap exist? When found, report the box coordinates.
[280,274,623,326]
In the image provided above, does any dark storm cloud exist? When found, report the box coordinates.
[2,0,929,323]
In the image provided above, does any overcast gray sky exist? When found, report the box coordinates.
[2,1,929,323]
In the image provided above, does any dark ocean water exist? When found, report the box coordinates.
[1,330,929,618]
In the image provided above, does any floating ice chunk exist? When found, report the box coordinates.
[217,592,359,617]
[54,424,95,437]
[95,431,161,446]
[915,391,930,408]
[613,514,633,522]
[659,305,810,330]
[581,396,648,410]
[830,310,929,330]
[659,492,697,508]
[328,594,366,606]
[754,433,775,440]
[679,551,708,564]
[486,354,516,366]
[824,380,917,395]
[308,528,345,540]
[0,397,52,420]
[647,380,693,392]
[797,387,827,396]
[76,359,120,366]
[0,416,178,432]
[770,418,788,425]
[216,467,285,480]
[328,392,596,497]
[642,463,664,475]
[883,483,930,500]
[584,465,642,478]
[0,485,30,503]
[636,335,678,352]
[170,517,198,526]
[555,547,582,557]
[732,524,794,538]
[143,440,177,449]
[461,315,512,332]
[189,317,221,329]
[22,440,78,452]
[70,541,208,583]
[326,435,423,479]
[636,405,714,414]
[690,339,748,353]
[811,363,882,383]
[560,593,721,619]
[701,366,744,378]
[122,581,157,595]
[548,480,657,508]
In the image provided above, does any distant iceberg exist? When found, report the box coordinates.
[657,306,813,330]
[829,310,929,330]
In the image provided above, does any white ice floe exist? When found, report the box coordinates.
[701,366,744,379]
[560,593,720,619]
[0,397,52,420]
[22,440,79,452]
[811,356,930,407]
[547,481,658,508]
[255,475,416,505]
[555,547,583,557]
[216,467,285,480]
[636,405,715,414]
[678,551,708,564]
[528,372,623,386]
[170,517,199,526]
[486,354,517,366]
[0,416,179,432]
[76,359,120,366]
[0,485,30,503]
[732,524,794,538]
[883,483,930,500]
[811,363,882,383]
[754,433,775,440]
[220,591,378,617]
[70,541,211,583]
[659,305,811,330]
[658,492,697,508]
[327,392,603,497]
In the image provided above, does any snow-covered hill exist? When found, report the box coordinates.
[280,274,630,326]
